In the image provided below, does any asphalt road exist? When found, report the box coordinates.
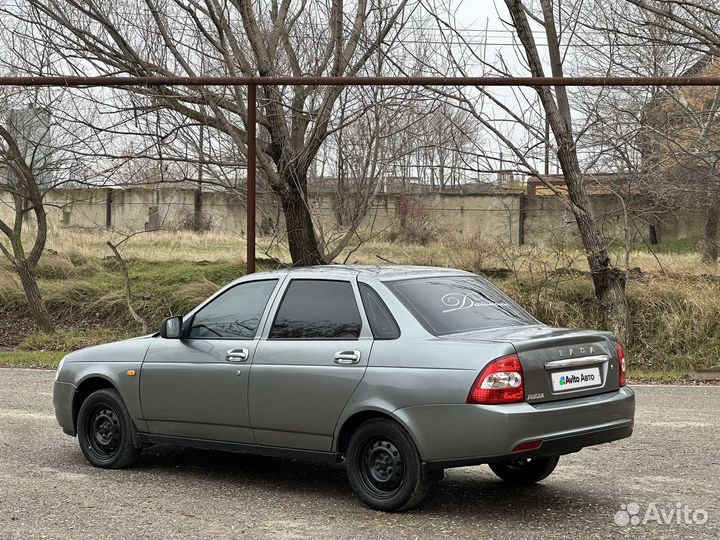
[1,369,718,540]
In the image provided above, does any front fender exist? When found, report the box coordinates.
[56,338,153,433]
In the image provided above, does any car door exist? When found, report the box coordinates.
[249,277,372,451]
[140,278,281,443]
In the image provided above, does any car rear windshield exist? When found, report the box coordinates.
[386,275,538,336]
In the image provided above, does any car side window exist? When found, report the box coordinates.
[189,279,278,339]
[270,279,362,340]
[359,283,400,340]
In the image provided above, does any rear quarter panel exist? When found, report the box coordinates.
[334,338,514,452]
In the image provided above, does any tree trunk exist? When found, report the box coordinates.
[558,145,632,345]
[16,261,54,333]
[575,208,631,343]
[279,173,325,266]
[504,0,632,345]
[702,197,719,263]
[193,187,203,232]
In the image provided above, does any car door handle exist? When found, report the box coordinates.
[226,348,249,362]
[334,350,360,364]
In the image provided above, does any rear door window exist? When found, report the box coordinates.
[386,276,537,336]
[270,280,362,339]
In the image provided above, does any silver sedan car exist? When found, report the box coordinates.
[54,265,635,511]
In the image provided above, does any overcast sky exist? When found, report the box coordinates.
[444,0,552,75]
[457,1,508,30]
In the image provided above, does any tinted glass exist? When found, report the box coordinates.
[359,283,400,340]
[189,279,278,339]
[386,276,537,336]
[270,280,362,339]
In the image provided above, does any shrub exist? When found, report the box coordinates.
[384,195,441,246]
[36,255,77,279]
[173,279,221,313]
[43,280,100,313]
[0,268,25,306]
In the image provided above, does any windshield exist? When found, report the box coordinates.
[386,275,538,336]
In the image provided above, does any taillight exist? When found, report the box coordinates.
[617,343,627,387]
[467,354,524,404]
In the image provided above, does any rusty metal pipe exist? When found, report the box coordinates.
[0,75,719,87]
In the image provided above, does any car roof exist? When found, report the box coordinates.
[248,265,473,282]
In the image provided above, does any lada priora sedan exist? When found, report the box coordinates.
[54,265,634,511]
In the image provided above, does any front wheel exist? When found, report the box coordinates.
[346,419,429,512]
[489,455,559,484]
[77,388,141,469]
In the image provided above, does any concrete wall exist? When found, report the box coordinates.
[0,187,706,246]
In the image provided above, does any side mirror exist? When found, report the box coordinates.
[160,315,183,339]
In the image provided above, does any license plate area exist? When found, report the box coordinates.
[550,366,602,392]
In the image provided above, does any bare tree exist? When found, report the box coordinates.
[571,0,705,258]
[626,0,720,55]
[504,0,632,342]
[7,0,414,266]
[619,0,720,262]
[0,104,54,332]
[416,1,632,342]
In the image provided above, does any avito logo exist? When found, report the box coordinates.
[559,374,577,386]
[559,372,596,386]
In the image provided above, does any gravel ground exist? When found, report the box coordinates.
[0,368,718,540]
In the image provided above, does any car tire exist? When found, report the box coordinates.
[77,388,141,469]
[489,455,559,484]
[346,418,429,512]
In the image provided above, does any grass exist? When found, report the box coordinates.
[18,328,131,352]
[1,229,719,374]
[34,229,719,276]
[44,230,250,263]
[0,351,66,369]
[634,236,703,255]
[627,370,695,383]
[1,256,244,330]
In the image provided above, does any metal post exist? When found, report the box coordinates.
[105,188,113,229]
[246,84,256,274]
[544,117,550,175]
[519,193,527,246]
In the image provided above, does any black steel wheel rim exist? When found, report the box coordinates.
[357,438,405,499]
[84,404,122,460]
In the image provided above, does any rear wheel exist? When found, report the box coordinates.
[489,455,559,484]
[77,388,141,469]
[346,419,429,512]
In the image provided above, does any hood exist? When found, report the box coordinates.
[63,334,154,364]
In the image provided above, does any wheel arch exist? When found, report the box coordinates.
[334,408,420,456]
[72,376,118,431]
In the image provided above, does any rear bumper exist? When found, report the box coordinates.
[426,422,632,469]
[394,386,635,468]
[53,381,77,436]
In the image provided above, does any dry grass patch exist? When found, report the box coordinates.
[1,229,718,373]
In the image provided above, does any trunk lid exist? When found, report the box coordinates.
[441,325,621,403]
